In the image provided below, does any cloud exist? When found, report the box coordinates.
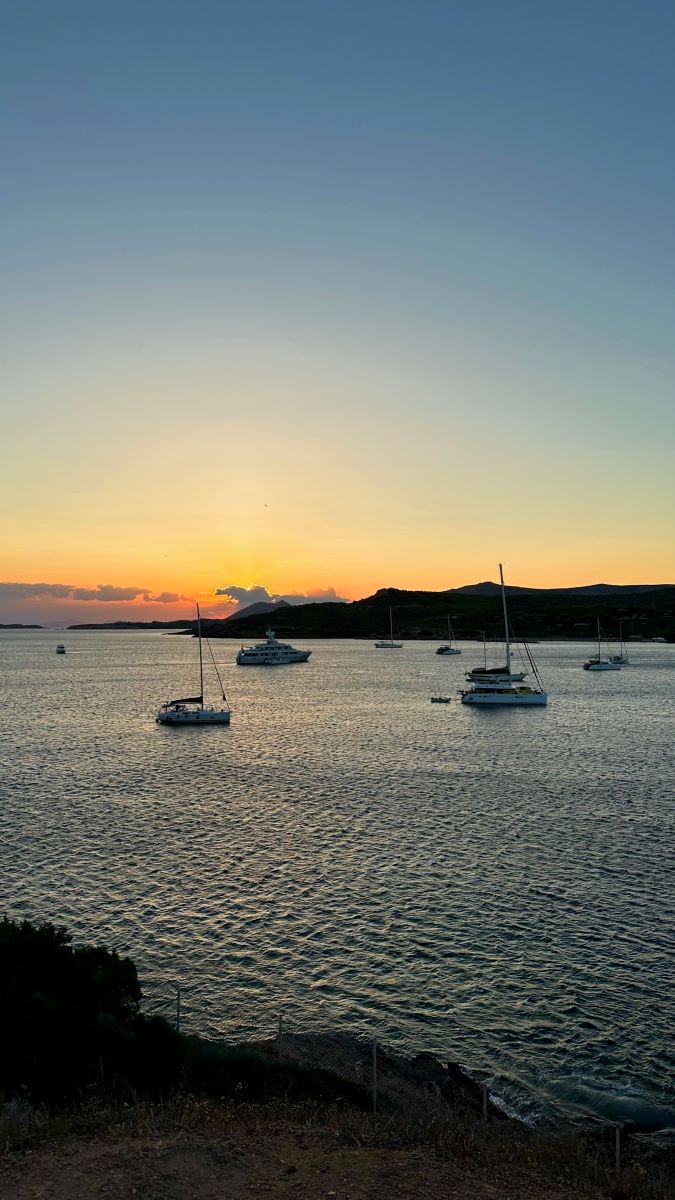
[72,584,150,602]
[0,582,190,605]
[0,582,74,600]
[214,583,346,607]
[149,591,187,604]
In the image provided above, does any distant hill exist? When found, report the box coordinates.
[64,581,675,641]
[223,599,291,622]
[0,623,44,629]
[67,620,193,630]
[212,583,675,642]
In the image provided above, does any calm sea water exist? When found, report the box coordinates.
[1,629,674,1131]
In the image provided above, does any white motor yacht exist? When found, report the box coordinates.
[460,566,547,706]
[236,628,311,665]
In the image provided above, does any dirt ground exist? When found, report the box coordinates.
[0,1119,604,1200]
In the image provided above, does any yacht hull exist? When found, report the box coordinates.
[583,662,621,671]
[236,651,311,664]
[461,692,547,706]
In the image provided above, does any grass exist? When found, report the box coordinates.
[1,1094,673,1199]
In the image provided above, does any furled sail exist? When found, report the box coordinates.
[168,695,203,706]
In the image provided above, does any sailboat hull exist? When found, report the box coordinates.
[156,708,231,725]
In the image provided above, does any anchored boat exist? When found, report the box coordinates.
[460,566,547,706]
[236,628,311,665]
[156,605,231,725]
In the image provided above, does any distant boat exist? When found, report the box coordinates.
[436,617,461,655]
[460,565,547,706]
[375,607,403,649]
[465,629,525,683]
[609,620,629,665]
[55,643,66,655]
[236,627,311,665]
[583,620,621,671]
[430,696,451,703]
[156,605,231,725]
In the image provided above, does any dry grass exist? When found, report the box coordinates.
[1,1095,672,1200]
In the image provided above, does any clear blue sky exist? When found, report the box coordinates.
[1,1,674,621]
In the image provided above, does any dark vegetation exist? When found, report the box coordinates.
[1,919,673,1198]
[67,585,675,640]
[0,918,368,1111]
[209,584,675,642]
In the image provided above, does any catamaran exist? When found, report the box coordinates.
[375,607,403,649]
[583,620,621,671]
[460,565,547,706]
[436,617,461,655]
[156,605,231,724]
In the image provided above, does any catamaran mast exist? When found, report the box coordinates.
[197,602,204,709]
[499,563,511,675]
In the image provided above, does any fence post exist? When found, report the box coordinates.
[482,1082,488,1119]
[372,1037,377,1116]
[277,1014,283,1061]
[615,1126,621,1174]
[175,985,181,1033]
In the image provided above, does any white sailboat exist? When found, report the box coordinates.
[436,617,461,655]
[375,607,403,649]
[460,565,547,706]
[583,620,621,671]
[609,620,629,665]
[156,605,231,725]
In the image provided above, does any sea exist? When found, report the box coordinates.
[1,628,674,1134]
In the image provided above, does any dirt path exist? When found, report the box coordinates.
[0,1122,600,1200]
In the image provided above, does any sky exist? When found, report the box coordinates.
[2,0,674,624]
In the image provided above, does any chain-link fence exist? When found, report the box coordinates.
[140,981,634,1172]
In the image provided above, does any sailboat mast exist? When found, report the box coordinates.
[499,563,511,674]
[197,603,204,709]
[597,617,601,660]
[390,606,394,645]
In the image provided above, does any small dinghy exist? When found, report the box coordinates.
[430,696,451,704]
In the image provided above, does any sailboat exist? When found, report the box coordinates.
[375,607,403,649]
[156,605,231,724]
[460,565,547,705]
[609,620,629,665]
[583,620,621,671]
[465,627,526,683]
[436,617,461,655]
